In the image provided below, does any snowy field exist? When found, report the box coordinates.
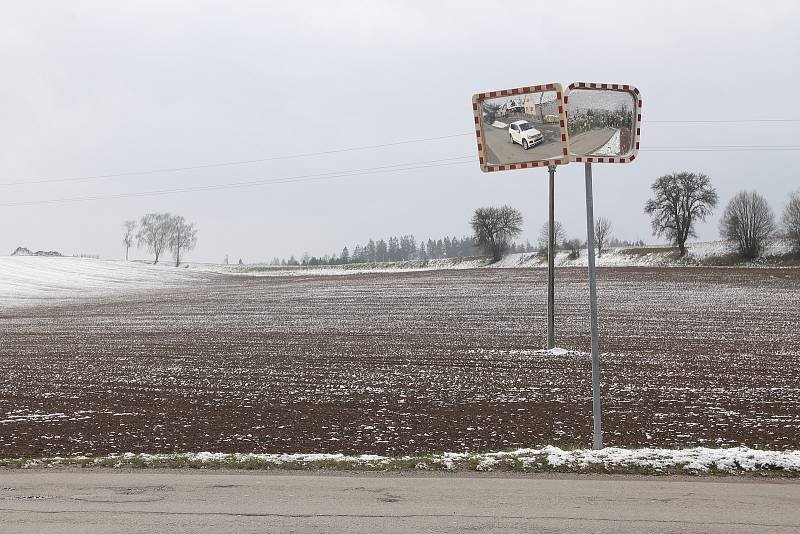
[0,239,792,308]
[186,240,796,277]
[1,261,798,462]
[0,256,204,308]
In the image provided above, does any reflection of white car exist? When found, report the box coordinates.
[509,120,544,150]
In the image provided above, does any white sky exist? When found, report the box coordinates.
[2,0,799,262]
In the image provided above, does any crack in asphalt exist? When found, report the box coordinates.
[0,507,797,528]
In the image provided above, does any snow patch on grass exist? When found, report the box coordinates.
[6,447,799,475]
[593,129,621,156]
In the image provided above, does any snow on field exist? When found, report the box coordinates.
[0,256,201,308]
[187,240,795,278]
[187,257,488,277]
[15,446,800,475]
[491,240,793,269]
[1,240,794,308]
[3,266,798,456]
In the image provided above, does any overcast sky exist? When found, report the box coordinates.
[2,1,799,262]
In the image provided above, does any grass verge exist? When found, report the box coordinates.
[3,447,798,477]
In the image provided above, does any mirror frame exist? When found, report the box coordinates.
[472,83,570,173]
[565,82,642,164]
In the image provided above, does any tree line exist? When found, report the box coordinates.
[251,172,800,267]
[271,235,506,266]
[644,173,800,259]
[122,213,198,266]
[268,211,647,268]
[468,175,800,262]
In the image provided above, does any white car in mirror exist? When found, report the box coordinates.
[509,120,544,150]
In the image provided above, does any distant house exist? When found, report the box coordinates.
[10,246,62,257]
[10,246,32,256]
[523,94,538,116]
[498,99,524,117]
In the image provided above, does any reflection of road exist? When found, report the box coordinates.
[483,117,564,165]
[569,127,616,157]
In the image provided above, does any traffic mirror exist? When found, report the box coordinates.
[472,83,570,172]
[565,83,642,163]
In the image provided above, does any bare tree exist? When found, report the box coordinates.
[169,215,198,266]
[563,238,583,260]
[537,221,566,253]
[719,190,776,259]
[122,220,137,261]
[782,190,800,252]
[470,205,524,262]
[594,217,613,257]
[644,172,718,257]
[137,212,172,264]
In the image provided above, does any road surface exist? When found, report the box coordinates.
[569,127,617,156]
[1,470,798,533]
[482,119,564,164]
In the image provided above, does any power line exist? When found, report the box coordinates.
[0,132,475,187]
[646,119,800,123]
[3,141,798,207]
[647,145,800,148]
[0,156,474,208]
[3,119,799,188]
[642,146,800,151]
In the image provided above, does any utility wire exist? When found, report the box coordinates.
[646,145,800,148]
[0,133,475,187]
[646,119,800,123]
[3,141,799,207]
[641,147,800,151]
[3,118,799,188]
[0,156,473,208]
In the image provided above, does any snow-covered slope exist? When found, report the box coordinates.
[2,240,794,307]
[496,240,794,268]
[0,257,200,309]
[187,240,796,278]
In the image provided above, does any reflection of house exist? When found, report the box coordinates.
[523,94,538,116]
[523,94,559,118]
[498,99,524,117]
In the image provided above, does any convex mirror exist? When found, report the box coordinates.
[472,83,570,172]
[565,83,641,163]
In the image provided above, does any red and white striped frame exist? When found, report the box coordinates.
[565,82,642,164]
[471,83,570,173]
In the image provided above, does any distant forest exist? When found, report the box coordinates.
[268,234,649,267]
[270,235,537,266]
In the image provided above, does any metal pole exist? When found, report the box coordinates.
[546,164,556,349]
[584,162,602,450]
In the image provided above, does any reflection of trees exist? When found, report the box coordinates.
[619,127,633,153]
[482,102,501,125]
[567,104,634,152]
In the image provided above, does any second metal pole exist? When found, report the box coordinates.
[547,164,556,350]
[584,162,603,450]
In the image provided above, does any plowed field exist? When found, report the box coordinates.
[2,267,798,457]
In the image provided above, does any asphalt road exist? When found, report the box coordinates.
[568,127,617,156]
[482,119,564,164]
[1,471,798,533]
